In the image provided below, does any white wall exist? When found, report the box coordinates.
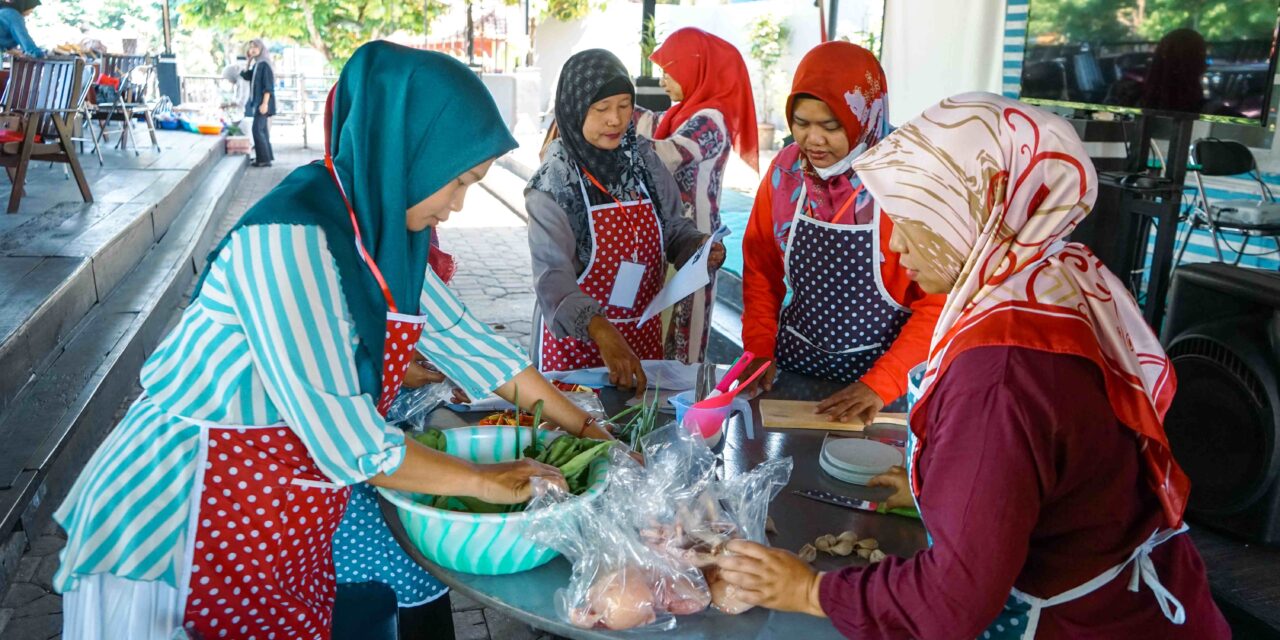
[880,0,1007,123]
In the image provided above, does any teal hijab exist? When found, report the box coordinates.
[195,41,517,397]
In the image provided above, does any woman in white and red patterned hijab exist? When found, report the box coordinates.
[715,93,1228,640]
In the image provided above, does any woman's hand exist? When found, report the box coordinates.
[738,360,777,397]
[588,315,647,392]
[403,357,447,389]
[816,381,883,425]
[868,465,914,510]
[716,540,826,617]
[475,458,567,504]
[708,241,726,272]
[258,100,269,115]
[577,418,615,441]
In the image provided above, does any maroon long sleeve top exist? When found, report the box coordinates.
[818,346,1229,639]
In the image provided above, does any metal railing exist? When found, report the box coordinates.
[179,73,337,148]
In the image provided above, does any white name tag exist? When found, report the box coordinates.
[608,261,646,309]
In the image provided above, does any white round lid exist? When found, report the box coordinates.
[819,454,877,485]
[822,438,903,475]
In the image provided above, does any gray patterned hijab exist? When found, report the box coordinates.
[528,49,657,265]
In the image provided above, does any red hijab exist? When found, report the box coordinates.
[785,41,888,153]
[650,28,759,172]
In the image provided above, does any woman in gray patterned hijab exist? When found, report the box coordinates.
[525,49,724,390]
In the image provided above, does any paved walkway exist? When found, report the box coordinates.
[0,142,549,640]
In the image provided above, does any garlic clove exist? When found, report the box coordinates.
[798,544,818,563]
[831,539,856,556]
[869,549,887,564]
[855,538,879,550]
[814,534,837,553]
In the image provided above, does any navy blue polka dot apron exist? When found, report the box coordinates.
[775,184,910,384]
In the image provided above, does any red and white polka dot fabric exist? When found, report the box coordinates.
[182,427,351,640]
[376,315,427,416]
[540,198,665,372]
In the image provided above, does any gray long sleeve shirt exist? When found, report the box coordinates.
[527,142,707,347]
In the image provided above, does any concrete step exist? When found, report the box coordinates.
[0,153,246,600]
[0,136,225,420]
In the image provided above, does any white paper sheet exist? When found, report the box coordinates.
[639,224,732,324]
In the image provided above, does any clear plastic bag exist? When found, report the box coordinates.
[526,423,793,629]
[385,381,454,431]
[527,450,700,632]
[631,426,792,614]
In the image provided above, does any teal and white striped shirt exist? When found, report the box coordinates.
[53,224,528,593]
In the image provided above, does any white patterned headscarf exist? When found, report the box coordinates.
[853,92,1189,527]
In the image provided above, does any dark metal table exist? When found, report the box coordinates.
[378,372,928,639]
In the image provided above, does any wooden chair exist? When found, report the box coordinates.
[0,56,94,213]
[91,53,160,155]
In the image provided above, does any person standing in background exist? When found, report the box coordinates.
[241,38,276,167]
[635,27,759,364]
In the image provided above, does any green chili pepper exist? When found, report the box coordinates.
[558,440,613,478]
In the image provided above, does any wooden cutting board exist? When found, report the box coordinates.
[760,400,907,431]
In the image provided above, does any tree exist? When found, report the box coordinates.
[180,0,448,66]
[543,0,592,22]
[1137,0,1276,42]
[1028,0,1135,44]
[1029,0,1278,45]
[98,0,150,30]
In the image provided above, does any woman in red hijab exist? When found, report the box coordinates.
[636,27,757,364]
[738,42,943,424]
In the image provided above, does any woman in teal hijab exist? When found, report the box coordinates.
[55,41,613,640]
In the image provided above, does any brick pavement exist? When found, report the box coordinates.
[0,141,548,640]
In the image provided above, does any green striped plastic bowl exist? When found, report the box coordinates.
[378,426,610,575]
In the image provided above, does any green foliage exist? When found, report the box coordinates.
[544,0,594,22]
[640,13,657,77]
[179,0,448,66]
[848,29,880,56]
[748,14,790,120]
[98,0,149,30]
[1028,0,1277,44]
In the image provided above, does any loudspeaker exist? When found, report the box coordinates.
[1161,263,1280,545]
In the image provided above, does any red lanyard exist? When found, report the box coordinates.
[830,186,861,225]
[322,83,398,313]
[581,168,644,259]
[323,155,399,313]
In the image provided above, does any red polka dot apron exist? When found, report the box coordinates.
[537,169,665,372]
[178,154,426,640]
[775,184,910,384]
